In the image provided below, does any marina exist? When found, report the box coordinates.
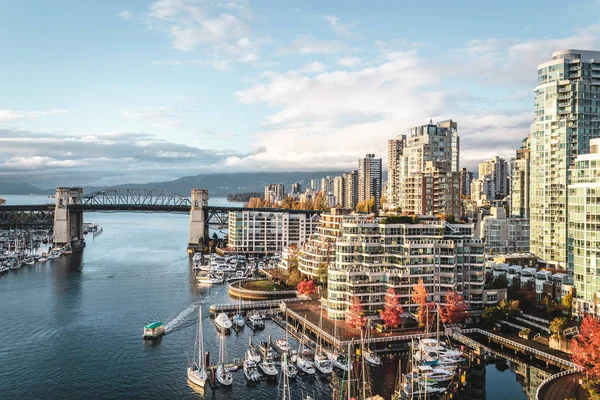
[0,202,568,399]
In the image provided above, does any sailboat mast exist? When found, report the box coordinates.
[198,306,204,369]
[361,330,366,400]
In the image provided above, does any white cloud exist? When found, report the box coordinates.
[118,10,133,20]
[321,15,352,37]
[338,57,361,67]
[3,156,85,169]
[121,107,177,118]
[276,35,349,55]
[152,120,184,130]
[0,109,68,123]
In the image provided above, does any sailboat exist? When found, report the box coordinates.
[216,334,233,386]
[314,312,332,374]
[296,320,315,375]
[232,294,245,331]
[187,307,208,388]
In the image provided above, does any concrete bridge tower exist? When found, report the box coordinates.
[53,187,85,250]
[188,189,209,253]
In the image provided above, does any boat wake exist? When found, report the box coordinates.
[163,302,203,333]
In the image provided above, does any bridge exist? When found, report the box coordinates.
[0,187,322,252]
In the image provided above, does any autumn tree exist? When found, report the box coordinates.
[286,269,302,286]
[297,280,317,295]
[356,196,376,213]
[246,197,262,208]
[550,317,567,339]
[316,262,328,286]
[563,292,573,317]
[440,291,468,325]
[411,278,434,328]
[346,296,366,332]
[571,315,600,380]
[379,287,404,330]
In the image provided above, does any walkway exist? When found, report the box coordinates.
[538,372,589,400]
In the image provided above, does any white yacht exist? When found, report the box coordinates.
[187,307,208,388]
[274,338,291,353]
[196,272,225,285]
[258,357,278,377]
[47,251,61,260]
[246,312,265,330]
[296,356,316,375]
[363,350,382,366]
[327,351,352,372]
[214,313,232,333]
[313,353,333,374]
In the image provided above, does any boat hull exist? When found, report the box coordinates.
[187,367,208,388]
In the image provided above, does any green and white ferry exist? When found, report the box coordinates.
[143,322,165,339]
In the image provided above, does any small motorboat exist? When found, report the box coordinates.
[363,350,382,366]
[143,322,165,339]
[214,313,232,333]
[24,258,36,266]
[296,356,316,375]
[246,313,265,330]
[281,354,298,379]
[258,357,278,377]
[313,353,333,375]
[274,338,290,353]
[327,351,352,372]
[243,358,261,382]
[196,272,225,284]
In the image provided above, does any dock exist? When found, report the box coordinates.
[208,297,305,316]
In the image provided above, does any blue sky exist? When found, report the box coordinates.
[1,0,600,186]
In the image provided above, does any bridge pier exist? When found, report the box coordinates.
[53,187,85,251]
[188,189,208,254]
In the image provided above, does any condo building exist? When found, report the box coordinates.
[511,137,531,218]
[264,184,285,204]
[343,170,359,210]
[478,156,510,199]
[227,210,319,254]
[358,154,382,210]
[479,207,530,254]
[529,49,600,273]
[324,217,497,320]
[569,138,600,316]
[387,137,406,209]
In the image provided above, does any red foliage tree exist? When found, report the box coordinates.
[411,278,428,307]
[346,296,366,332]
[572,315,600,379]
[297,280,316,295]
[440,291,468,325]
[379,287,404,330]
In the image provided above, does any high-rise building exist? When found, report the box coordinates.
[480,207,530,254]
[387,137,406,209]
[343,170,359,210]
[358,154,382,209]
[569,138,600,316]
[291,182,302,195]
[310,179,319,192]
[321,176,334,196]
[470,178,495,205]
[402,161,462,217]
[402,120,460,177]
[511,137,531,218]
[460,168,474,197]
[264,184,285,204]
[478,156,510,199]
[333,176,344,207]
[530,49,600,273]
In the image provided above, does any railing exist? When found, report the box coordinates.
[228,279,297,297]
[209,297,304,313]
[514,316,551,333]
[520,313,551,325]
[535,369,580,400]
[460,328,582,370]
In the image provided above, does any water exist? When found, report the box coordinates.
[0,196,549,399]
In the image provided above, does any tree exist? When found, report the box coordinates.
[297,280,317,295]
[287,269,302,287]
[440,291,468,325]
[571,315,600,380]
[246,197,262,208]
[563,292,573,317]
[550,317,567,338]
[355,196,376,213]
[379,287,403,330]
[411,279,433,328]
[346,296,366,332]
[316,262,328,286]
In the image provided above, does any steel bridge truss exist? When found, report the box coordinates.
[0,209,54,227]
[78,189,192,208]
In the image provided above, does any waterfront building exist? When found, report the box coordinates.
[333,176,344,207]
[358,154,382,210]
[478,156,510,199]
[264,184,285,204]
[401,161,462,217]
[325,216,499,320]
[479,207,530,254]
[227,210,319,255]
[569,138,600,316]
[343,170,359,210]
[297,207,360,278]
[529,49,600,273]
[387,137,406,209]
[460,168,474,197]
[511,137,531,218]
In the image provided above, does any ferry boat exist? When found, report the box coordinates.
[214,312,232,333]
[143,321,165,339]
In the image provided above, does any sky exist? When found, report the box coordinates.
[1,0,600,187]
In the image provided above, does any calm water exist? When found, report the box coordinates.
[0,195,546,399]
